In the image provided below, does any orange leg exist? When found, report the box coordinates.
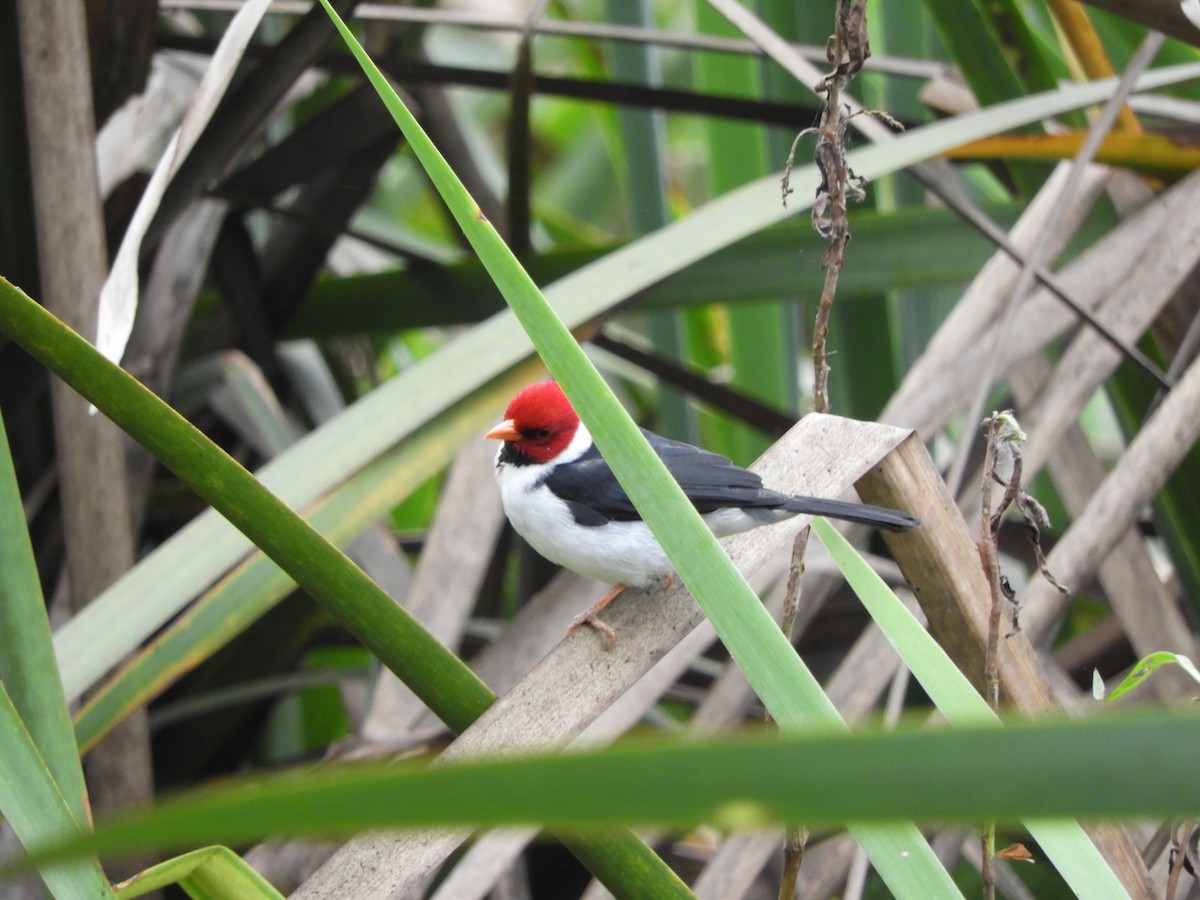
[566,583,626,649]
[565,575,673,649]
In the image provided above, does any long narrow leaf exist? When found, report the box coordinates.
[0,407,89,825]
[10,710,1200,871]
[0,684,114,899]
[96,0,273,364]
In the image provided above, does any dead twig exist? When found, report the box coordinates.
[780,0,901,414]
[977,410,1069,897]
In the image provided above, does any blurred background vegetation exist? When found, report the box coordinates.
[3,0,1200,896]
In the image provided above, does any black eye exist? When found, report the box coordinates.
[532,428,552,440]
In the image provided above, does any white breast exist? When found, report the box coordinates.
[493,426,796,587]
[492,425,670,587]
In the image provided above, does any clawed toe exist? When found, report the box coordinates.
[566,608,617,649]
[565,583,628,649]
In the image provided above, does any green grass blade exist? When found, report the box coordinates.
[0,275,494,735]
[0,683,114,899]
[0,406,90,825]
[811,517,1130,898]
[112,846,282,899]
[10,711,1200,871]
[988,0,1070,92]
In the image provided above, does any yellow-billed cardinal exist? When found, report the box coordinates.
[486,381,917,646]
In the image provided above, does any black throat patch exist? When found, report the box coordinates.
[498,441,536,468]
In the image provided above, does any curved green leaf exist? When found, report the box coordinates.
[113,846,282,900]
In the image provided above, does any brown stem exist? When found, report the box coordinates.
[976,415,1008,900]
[779,826,810,899]
[781,527,811,641]
[981,829,996,900]
[812,258,842,415]
[979,417,1005,710]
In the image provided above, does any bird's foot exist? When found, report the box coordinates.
[566,606,618,649]
[566,583,626,650]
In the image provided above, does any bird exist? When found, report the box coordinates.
[486,380,918,647]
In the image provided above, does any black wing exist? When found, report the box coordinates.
[541,429,781,525]
[645,431,780,511]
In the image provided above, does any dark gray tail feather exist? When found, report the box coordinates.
[782,496,919,532]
